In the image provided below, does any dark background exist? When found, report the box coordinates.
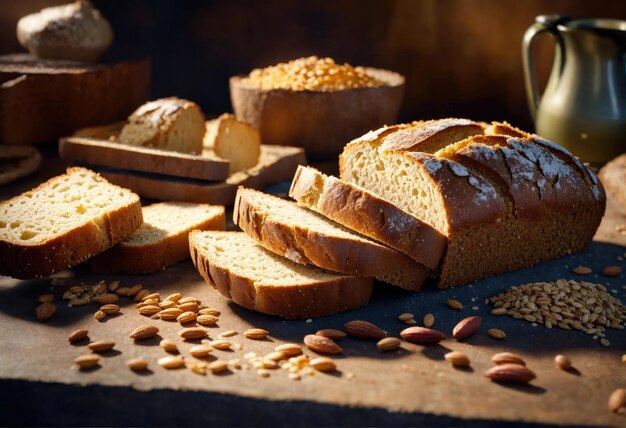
[2,0,625,130]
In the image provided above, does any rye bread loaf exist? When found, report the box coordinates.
[0,167,142,279]
[119,97,205,154]
[289,165,446,269]
[204,114,261,173]
[189,231,373,319]
[91,202,225,274]
[233,188,430,290]
[340,119,605,287]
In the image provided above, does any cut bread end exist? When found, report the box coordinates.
[204,114,261,173]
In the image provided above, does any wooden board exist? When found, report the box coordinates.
[0,157,625,427]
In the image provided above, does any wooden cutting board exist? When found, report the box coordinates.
[0,157,624,427]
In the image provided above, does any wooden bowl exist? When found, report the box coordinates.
[229,67,405,155]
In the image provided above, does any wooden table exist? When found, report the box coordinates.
[1,155,625,427]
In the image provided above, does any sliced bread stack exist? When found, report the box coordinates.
[0,167,143,279]
[60,98,306,205]
[339,119,605,287]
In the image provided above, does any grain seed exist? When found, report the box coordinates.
[38,294,54,303]
[219,330,238,338]
[208,360,229,374]
[444,351,470,368]
[35,302,56,322]
[554,354,572,370]
[600,338,611,347]
[199,308,221,316]
[244,328,269,340]
[492,352,526,366]
[88,339,115,352]
[210,339,232,350]
[176,311,197,324]
[74,354,100,369]
[602,266,622,277]
[488,328,507,340]
[100,304,120,315]
[165,293,182,302]
[265,351,286,361]
[138,305,160,316]
[178,302,199,313]
[377,337,401,351]
[275,343,302,357]
[398,313,414,322]
[608,388,625,413]
[158,356,185,369]
[127,358,149,372]
[189,344,213,358]
[94,310,106,321]
[179,327,208,341]
[129,325,159,340]
[573,266,592,275]
[159,339,179,354]
[68,329,89,343]
[423,313,435,327]
[196,314,219,326]
[310,357,336,372]
[159,308,184,321]
[446,299,463,311]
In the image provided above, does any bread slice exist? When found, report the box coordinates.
[204,114,261,173]
[119,97,205,154]
[91,202,225,274]
[233,188,429,290]
[289,165,446,269]
[339,119,605,287]
[599,153,626,209]
[189,231,373,319]
[0,167,142,279]
[0,146,42,186]
[99,145,305,205]
[60,133,230,181]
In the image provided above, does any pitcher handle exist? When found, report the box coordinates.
[522,15,568,120]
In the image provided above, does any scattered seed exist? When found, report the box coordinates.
[133,289,150,302]
[159,355,185,369]
[600,338,611,347]
[444,351,470,367]
[208,360,229,374]
[446,299,463,311]
[265,351,286,361]
[38,294,54,303]
[189,344,213,358]
[68,329,89,343]
[609,388,626,413]
[179,327,208,341]
[603,266,622,277]
[69,297,90,306]
[244,328,269,340]
[196,314,219,326]
[488,328,507,340]
[35,302,56,322]
[159,339,179,354]
[176,311,197,324]
[164,293,182,302]
[159,300,177,309]
[492,352,526,366]
[210,339,232,350]
[129,325,159,340]
[554,354,571,370]
[100,304,120,315]
[138,305,160,316]
[573,266,592,275]
[74,354,100,369]
[423,313,435,327]
[127,358,149,372]
[622,354,626,364]
[377,337,401,351]
[159,308,184,321]
[490,308,507,316]
[398,313,414,322]
[304,334,342,354]
[95,293,119,305]
[219,330,238,338]
[177,302,199,313]
[199,308,221,316]
[141,292,160,302]
[94,310,106,321]
[310,357,336,372]
[315,329,346,340]
[275,343,302,357]
[345,320,386,340]
[88,339,115,353]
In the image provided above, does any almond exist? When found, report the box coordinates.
[35,302,56,322]
[197,314,219,326]
[400,326,445,344]
[100,304,120,315]
[179,327,208,341]
[177,311,197,324]
[315,329,346,340]
[244,328,269,340]
[304,334,342,354]
[377,337,401,351]
[159,308,184,321]
[345,320,386,340]
[452,316,482,340]
[444,351,470,367]
[608,388,625,413]
[491,352,526,366]
[310,357,336,372]
[127,358,149,372]
[68,328,89,343]
[87,339,115,352]
[129,325,159,340]
[74,354,100,369]
[95,293,119,305]
[485,363,536,383]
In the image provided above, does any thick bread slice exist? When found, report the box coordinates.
[91,203,225,274]
[0,146,42,186]
[204,114,261,173]
[189,231,373,319]
[99,145,305,205]
[289,165,446,269]
[233,188,429,290]
[60,134,230,181]
[119,97,205,154]
[0,167,142,279]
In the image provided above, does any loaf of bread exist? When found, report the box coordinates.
[118,98,205,154]
[340,119,605,287]
[289,165,446,269]
[233,188,429,290]
[0,146,41,186]
[189,231,373,319]
[0,167,142,279]
[204,114,261,173]
[91,202,225,274]
[17,1,113,63]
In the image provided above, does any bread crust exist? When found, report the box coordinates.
[189,231,373,319]
[289,165,446,269]
[234,188,429,291]
[60,135,230,181]
[381,118,483,153]
[91,205,225,274]
[0,146,41,186]
[0,167,142,279]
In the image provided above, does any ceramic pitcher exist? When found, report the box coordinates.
[522,15,626,166]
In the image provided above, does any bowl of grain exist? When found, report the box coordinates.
[229,56,405,155]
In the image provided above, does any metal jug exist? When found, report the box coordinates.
[523,15,626,166]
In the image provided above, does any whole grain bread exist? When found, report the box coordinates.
[233,188,429,290]
[340,119,605,287]
[289,165,446,269]
[189,231,373,319]
[0,167,142,279]
[119,97,205,154]
[204,114,261,173]
[91,202,225,274]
